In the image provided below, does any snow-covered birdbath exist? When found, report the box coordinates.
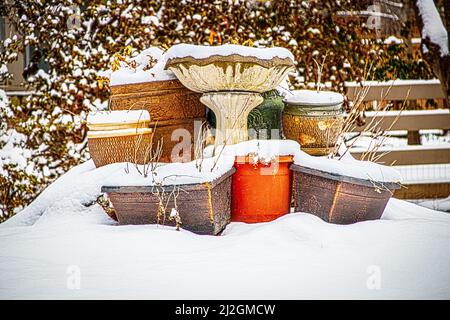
[165,44,295,146]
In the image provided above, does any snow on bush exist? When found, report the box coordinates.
[0,0,434,221]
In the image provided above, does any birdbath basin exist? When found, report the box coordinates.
[165,44,295,146]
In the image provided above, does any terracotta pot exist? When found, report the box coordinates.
[282,90,344,156]
[231,156,293,223]
[291,164,400,224]
[110,79,206,162]
[101,169,235,235]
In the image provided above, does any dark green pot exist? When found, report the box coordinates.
[206,90,284,140]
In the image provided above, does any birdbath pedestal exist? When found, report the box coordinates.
[165,44,295,146]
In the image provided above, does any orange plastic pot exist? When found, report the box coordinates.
[231,155,293,223]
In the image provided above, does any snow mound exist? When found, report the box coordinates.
[284,89,344,106]
[1,195,449,299]
[2,155,235,227]
[109,47,176,86]
[87,110,150,125]
[206,140,401,183]
[102,155,235,187]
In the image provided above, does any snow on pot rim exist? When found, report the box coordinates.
[284,89,344,109]
[204,139,300,164]
[293,150,402,184]
[204,139,401,183]
[164,43,296,68]
[101,154,236,187]
[108,47,177,86]
[87,127,153,138]
[87,110,151,131]
[87,110,150,124]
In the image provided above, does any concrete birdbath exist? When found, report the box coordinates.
[164,44,295,146]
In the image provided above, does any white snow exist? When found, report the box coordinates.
[0,64,8,75]
[0,89,8,108]
[205,140,401,183]
[393,164,450,184]
[206,139,300,165]
[296,151,402,183]
[384,35,403,45]
[86,128,152,138]
[416,0,449,56]
[109,47,176,86]
[165,44,295,63]
[1,192,449,299]
[284,89,344,106]
[87,110,150,125]
[419,196,450,212]
[102,155,235,187]
[345,78,441,88]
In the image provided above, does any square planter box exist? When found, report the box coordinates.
[291,164,400,224]
[101,169,235,235]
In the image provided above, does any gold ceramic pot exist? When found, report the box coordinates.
[282,90,344,156]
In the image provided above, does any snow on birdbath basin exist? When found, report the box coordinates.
[165,44,295,146]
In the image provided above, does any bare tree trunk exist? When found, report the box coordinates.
[412,0,450,105]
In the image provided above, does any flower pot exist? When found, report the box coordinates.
[248,90,284,139]
[282,90,344,156]
[87,128,153,168]
[101,169,235,235]
[110,79,206,162]
[231,156,293,223]
[291,164,400,224]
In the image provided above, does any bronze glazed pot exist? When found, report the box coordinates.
[282,90,344,156]
[291,164,400,224]
[110,79,206,162]
[101,169,235,235]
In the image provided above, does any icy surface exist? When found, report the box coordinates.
[87,110,150,125]
[109,47,176,86]
[165,44,295,62]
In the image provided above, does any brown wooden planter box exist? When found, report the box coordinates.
[101,169,235,235]
[291,164,400,224]
[110,79,206,162]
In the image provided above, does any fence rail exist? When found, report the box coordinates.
[345,80,450,200]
